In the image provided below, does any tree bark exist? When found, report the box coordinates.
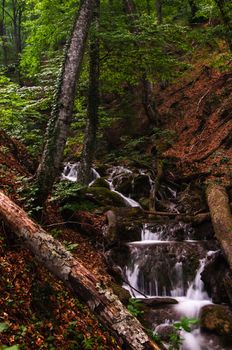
[188,0,198,22]
[155,0,162,24]
[35,0,96,205]
[0,0,8,65]
[0,190,161,350]
[79,0,100,185]
[206,183,232,270]
[122,0,158,125]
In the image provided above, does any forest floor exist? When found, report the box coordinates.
[156,61,232,187]
[0,131,120,349]
[0,54,231,349]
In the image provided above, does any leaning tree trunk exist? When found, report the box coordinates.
[0,191,161,350]
[35,0,96,205]
[78,0,100,185]
[206,183,232,270]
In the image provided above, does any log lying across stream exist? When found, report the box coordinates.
[0,191,160,350]
[206,183,232,270]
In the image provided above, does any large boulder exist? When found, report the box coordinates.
[104,208,143,244]
[86,186,127,207]
[109,166,152,202]
[201,305,232,336]
[201,251,232,304]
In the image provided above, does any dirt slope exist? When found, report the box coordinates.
[156,65,232,185]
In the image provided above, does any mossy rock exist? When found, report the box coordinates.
[201,305,232,335]
[86,187,127,207]
[110,282,131,305]
[89,178,110,189]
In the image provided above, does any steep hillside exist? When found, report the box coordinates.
[157,65,232,185]
[0,132,120,350]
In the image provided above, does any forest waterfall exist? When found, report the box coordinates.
[62,162,140,207]
[62,163,225,350]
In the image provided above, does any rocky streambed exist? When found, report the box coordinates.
[62,163,232,350]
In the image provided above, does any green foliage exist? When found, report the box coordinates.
[51,181,84,202]
[99,13,191,94]
[127,298,144,317]
[145,328,162,344]
[82,337,95,350]
[169,317,199,350]
[0,71,52,156]
[21,0,78,75]
[0,322,20,350]
[62,240,79,252]
[174,317,199,332]
[0,322,9,332]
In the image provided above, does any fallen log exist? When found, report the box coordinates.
[0,191,160,350]
[206,184,232,270]
[144,210,210,224]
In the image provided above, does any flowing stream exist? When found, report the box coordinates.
[123,221,224,349]
[62,163,226,349]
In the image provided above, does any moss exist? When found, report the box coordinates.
[90,178,110,189]
[109,282,131,305]
[201,305,232,335]
[86,187,127,207]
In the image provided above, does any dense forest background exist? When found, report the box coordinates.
[0,0,232,349]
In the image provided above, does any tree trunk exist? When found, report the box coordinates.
[214,0,232,51]
[155,0,162,24]
[188,0,198,22]
[0,191,161,350]
[0,0,8,65]
[122,0,158,125]
[146,0,151,15]
[79,0,100,185]
[206,183,232,270]
[35,0,96,205]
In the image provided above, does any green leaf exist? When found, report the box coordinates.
[0,322,9,332]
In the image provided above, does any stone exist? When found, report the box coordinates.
[86,186,127,207]
[90,177,111,189]
[201,304,232,336]
[155,323,176,341]
[201,251,231,304]
[136,297,178,306]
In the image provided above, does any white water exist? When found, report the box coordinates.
[62,162,140,207]
[107,168,141,207]
[124,225,218,349]
[62,162,100,183]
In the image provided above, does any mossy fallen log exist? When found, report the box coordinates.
[0,191,160,350]
[206,183,232,270]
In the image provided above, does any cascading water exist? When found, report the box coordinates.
[62,162,100,183]
[62,163,226,349]
[123,217,222,349]
[61,163,141,207]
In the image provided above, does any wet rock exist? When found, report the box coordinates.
[132,174,151,200]
[201,304,232,336]
[86,187,127,207]
[201,251,231,304]
[90,177,110,189]
[141,304,178,330]
[112,172,134,195]
[104,208,143,244]
[110,282,131,305]
[109,166,152,202]
[176,184,207,214]
[137,297,178,306]
[155,323,176,341]
[124,241,217,297]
